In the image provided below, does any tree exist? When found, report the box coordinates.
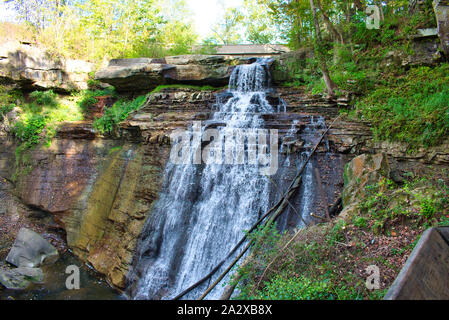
[4,0,199,61]
[309,0,337,96]
[210,7,244,45]
[4,0,67,30]
[315,0,344,44]
[242,0,281,44]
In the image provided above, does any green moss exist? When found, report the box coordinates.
[108,146,123,155]
[150,84,219,94]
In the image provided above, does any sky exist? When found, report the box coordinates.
[187,0,244,40]
[0,2,17,22]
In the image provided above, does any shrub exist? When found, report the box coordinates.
[356,64,449,147]
[254,274,331,300]
[29,90,58,107]
[93,94,148,134]
[13,114,47,147]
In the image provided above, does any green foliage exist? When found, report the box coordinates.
[93,94,148,134]
[0,104,14,120]
[29,90,57,107]
[13,113,47,147]
[253,274,331,300]
[419,197,436,220]
[232,223,281,300]
[359,174,449,234]
[356,64,449,148]
[0,85,22,119]
[12,90,84,151]
[5,0,198,63]
[352,216,368,229]
[76,86,116,115]
[241,0,281,44]
[328,219,346,246]
[233,220,385,300]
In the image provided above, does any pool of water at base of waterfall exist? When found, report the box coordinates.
[0,252,122,300]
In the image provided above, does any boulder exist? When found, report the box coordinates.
[381,36,443,68]
[0,41,94,91]
[95,55,251,92]
[342,153,390,207]
[94,58,171,92]
[433,0,449,56]
[6,228,59,268]
[0,267,43,290]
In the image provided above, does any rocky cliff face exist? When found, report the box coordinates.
[434,0,449,56]
[2,83,449,289]
[1,81,448,290]
[95,55,255,92]
[0,41,93,91]
[0,90,216,289]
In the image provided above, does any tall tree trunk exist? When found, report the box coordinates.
[309,0,337,97]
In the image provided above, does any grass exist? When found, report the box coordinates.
[354,64,449,148]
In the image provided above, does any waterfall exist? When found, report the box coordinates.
[127,60,278,300]
[126,60,331,300]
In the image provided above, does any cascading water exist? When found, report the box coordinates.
[126,59,334,300]
[127,60,279,300]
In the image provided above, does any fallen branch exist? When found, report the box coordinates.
[310,212,327,221]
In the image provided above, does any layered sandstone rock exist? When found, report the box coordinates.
[0,89,216,289]
[0,41,93,91]
[341,153,390,207]
[94,55,254,92]
[1,84,447,290]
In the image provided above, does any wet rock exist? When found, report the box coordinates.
[55,121,96,140]
[0,267,43,290]
[6,228,59,268]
